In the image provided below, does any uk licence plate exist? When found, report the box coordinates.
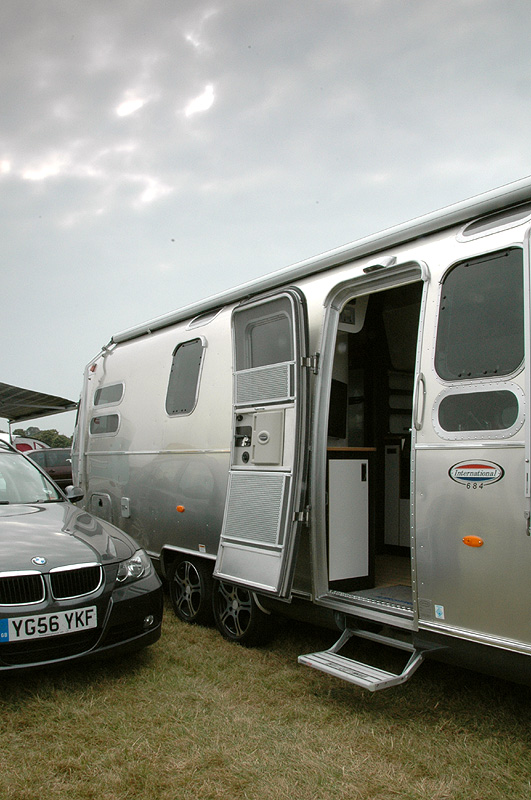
[0,606,97,642]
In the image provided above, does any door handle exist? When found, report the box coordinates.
[413,373,426,431]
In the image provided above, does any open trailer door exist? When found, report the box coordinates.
[214,288,310,598]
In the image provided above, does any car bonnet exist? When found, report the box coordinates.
[0,503,134,572]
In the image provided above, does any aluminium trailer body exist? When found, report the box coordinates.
[73,176,531,690]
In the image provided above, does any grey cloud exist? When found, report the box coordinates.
[1,0,531,432]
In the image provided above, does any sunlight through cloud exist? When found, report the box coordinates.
[184,84,215,117]
[184,8,218,51]
[22,157,67,181]
[116,97,146,117]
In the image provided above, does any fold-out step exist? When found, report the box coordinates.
[298,628,426,691]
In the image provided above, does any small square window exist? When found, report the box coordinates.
[94,384,124,406]
[234,297,294,371]
[90,414,119,435]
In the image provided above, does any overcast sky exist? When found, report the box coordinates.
[2,0,531,434]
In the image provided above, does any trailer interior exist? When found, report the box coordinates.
[326,281,423,619]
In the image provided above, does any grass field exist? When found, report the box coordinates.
[0,596,530,800]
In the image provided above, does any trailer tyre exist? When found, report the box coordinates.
[168,558,214,626]
[212,581,273,646]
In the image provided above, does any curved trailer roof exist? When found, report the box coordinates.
[111,174,531,346]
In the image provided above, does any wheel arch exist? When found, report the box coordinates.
[160,545,216,579]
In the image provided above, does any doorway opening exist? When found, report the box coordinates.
[325,281,423,616]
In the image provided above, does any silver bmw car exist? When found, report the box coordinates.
[0,440,162,670]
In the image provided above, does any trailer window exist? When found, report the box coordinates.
[94,383,124,406]
[437,390,519,433]
[235,296,294,371]
[166,338,205,416]
[435,248,523,381]
[90,414,119,435]
[460,202,531,239]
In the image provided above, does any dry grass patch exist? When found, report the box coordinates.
[0,597,529,800]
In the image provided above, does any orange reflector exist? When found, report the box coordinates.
[176,505,185,513]
[462,536,484,547]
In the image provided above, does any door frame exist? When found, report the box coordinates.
[310,260,430,616]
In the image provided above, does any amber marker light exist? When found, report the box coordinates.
[176,505,185,513]
[463,536,484,547]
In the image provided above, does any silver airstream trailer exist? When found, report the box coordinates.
[73,177,531,690]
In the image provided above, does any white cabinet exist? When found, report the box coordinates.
[328,457,369,581]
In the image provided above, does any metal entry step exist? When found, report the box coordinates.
[298,627,426,691]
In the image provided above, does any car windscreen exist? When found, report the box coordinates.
[0,452,63,503]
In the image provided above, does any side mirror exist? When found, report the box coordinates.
[65,485,84,503]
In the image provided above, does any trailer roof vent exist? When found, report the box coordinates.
[187,308,223,330]
[460,202,531,240]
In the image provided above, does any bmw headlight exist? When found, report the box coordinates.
[116,549,152,584]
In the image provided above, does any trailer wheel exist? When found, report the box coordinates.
[212,581,273,646]
[168,558,214,625]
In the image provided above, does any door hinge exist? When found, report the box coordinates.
[293,507,311,526]
[301,353,320,374]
